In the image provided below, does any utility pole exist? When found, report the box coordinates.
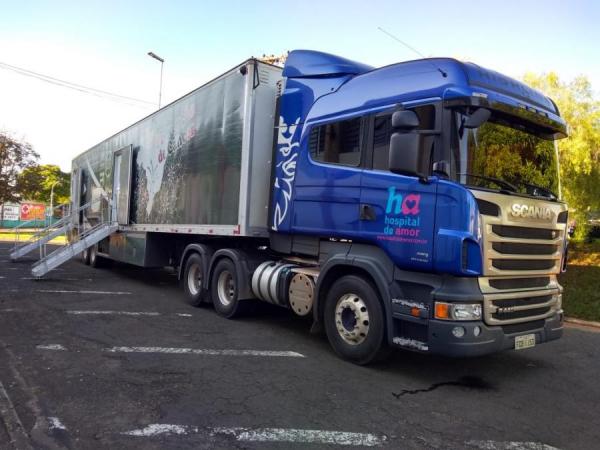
[50,181,60,226]
[147,51,165,109]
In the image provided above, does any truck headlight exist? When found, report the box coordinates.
[435,302,482,321]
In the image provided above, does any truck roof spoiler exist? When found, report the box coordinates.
[282,50,373,78]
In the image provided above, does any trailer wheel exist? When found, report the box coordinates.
[81,247,91,265]
[324,275,387,365]
[211,258,244,318]
[89,245,104,268]
[183,253,206,307]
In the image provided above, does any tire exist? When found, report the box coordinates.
[210,258,245,318]
[81,247,91,265]
[89,245,102,268]
[324,275,387,365]
[183,253,206,307]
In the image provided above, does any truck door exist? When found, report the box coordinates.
[360,106,439,271]
[291,116,364,239]
[111,145,133,225]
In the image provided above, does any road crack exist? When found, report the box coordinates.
[392,376,493,398]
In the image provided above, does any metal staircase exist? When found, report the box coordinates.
[10,210,74,261]
[10,198,119,277]
[31,221,118,277]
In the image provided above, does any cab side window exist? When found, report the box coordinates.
[309,117,362,167]
[372,115,393,170]
[370,104,437,172]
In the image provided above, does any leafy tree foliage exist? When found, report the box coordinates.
[0,132,39,202]
[16,164,71,205]
[523,73,600,236]
[468,121,559,196]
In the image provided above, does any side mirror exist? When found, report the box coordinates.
[389,132,422,178]
[464,108,491,129]
[392,110,420,129]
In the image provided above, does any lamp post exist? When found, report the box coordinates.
[49,181,60,226]
[147,51,164,109]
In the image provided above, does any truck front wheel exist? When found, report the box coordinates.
[324,275,387,365]
[211,258,244,318]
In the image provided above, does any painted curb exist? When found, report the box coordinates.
[564,317,600,330]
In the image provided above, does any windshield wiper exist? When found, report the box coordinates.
[458,173,518,193]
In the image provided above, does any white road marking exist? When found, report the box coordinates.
[123,424,385,446]
[67,310,161,316]
[37,290,131,295]
[125,423,188,436]
[212,427,386,446]
[1,309,191,318]
[105,346,305,358]
[467,440,561,450]
[0,276,5,278]
[21,277,93,281]
[36,344,67,351]
[47,416,67,431]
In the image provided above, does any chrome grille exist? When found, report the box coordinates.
[471,189,567,324]
[488,277,550,290]
[483,290,560,325]
[492,259,556,271]
[472,191,567,277]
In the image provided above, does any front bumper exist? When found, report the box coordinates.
[424,312,564,357]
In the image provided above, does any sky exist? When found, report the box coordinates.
[1,0,599,172]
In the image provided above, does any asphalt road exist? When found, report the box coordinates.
[1,242,599,450]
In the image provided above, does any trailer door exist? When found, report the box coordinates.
[71,168,81,224]
[111,145,133,225]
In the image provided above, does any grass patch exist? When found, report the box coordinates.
[558,241,600,322]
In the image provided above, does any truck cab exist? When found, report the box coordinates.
[270,50,567,360]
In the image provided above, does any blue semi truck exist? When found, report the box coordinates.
[59,50,568,364]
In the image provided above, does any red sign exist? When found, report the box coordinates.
[20,202,46,221]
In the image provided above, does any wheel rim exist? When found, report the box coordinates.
[90,248,96,264]
[335,293,370,346]
[217,270,235,306]
[187,262,202,296]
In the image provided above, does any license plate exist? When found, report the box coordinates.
[515,333,536,350]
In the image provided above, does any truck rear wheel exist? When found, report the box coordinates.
[211,258,244,318]
[324,275,387,365]
[183,253,206,307]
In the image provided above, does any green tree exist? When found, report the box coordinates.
[16,164,70,205]
[523,73,600,238]
[0,132,39,202]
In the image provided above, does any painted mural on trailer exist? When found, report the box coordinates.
[74,70,245,225]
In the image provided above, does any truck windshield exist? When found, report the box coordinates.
[450,111,560,200]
